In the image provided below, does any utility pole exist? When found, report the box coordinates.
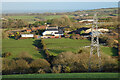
[89,13,101,72]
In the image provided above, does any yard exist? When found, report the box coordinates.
[43,38,118,56]
[2,38,44,59]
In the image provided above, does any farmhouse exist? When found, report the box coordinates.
[21,34,34,38]
[42,26,64,36]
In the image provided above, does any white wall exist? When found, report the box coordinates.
[21,34,34,37]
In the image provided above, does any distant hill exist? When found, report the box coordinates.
[66,7,118,17]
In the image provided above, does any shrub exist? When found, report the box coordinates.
[2,52,12,58]
[52,48,118,72]
[2,31,8,39]
[30,59,50,73]
[99,35,115,47]
[70,34,86,40]
[14,32,21,40]
[64,66,71,73]
[37,69,45,74]
[2,59,16,74]
[17,52,33,63]
[52,65,62,73]
[15,59,30,73]
[80,30,85,35]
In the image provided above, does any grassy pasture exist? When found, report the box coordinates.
[3,73,119,78]
[8,15,74,20]
[43,38,117,56]
[43,15,74,20]
[2,38,43,59]
[44,38,90,56]
[8,16,36,19]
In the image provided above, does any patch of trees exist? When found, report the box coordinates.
[99,35,118,47]
[33,21,46,27]
[2,47,118,75]
[2,19,28,29]
[2,52,50,75]
[47,15,73,27]
[51,48,118,73]
[2,30,9,39]
[70,33,86,40]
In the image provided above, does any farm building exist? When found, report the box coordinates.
[85,28,109,33]
[21,34,34,38]
[79,19,94,23]
[42,26,64,36]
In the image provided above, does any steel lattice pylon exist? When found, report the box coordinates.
[89,13,101,72]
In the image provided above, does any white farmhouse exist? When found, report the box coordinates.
[42,26,64,36]
[21,34,34,37]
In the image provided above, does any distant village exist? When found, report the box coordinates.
[7,18,110,40]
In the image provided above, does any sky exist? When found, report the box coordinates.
[1,0,120,2]
[2,2,118,13]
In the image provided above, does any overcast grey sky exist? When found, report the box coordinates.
[2,0,120,2]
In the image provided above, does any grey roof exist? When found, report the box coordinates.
[46,29,58,31]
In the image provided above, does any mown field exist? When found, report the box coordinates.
[2,38,43,59]
[2,73,119,78]
[2,38,117,59]
[43,38,117,56]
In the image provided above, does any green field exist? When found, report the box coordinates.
[101,47,118,56]
[2,38,43,59]
[8,15,74,20]
[2,73,119,78]
[44,38,117,56]
[43,15,74,20]
[44,38,90,56]
[9,16,36,19]
[2,38,117,59]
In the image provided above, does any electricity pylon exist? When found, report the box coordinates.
[89,13,101,72]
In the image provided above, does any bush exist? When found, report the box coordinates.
[99,35,115,47]
[52,48,118,72]
[2,59,16,74]
[2,52,12,58]
[17,52,33,63]
[37,69,45,74]
[30,59,50,73]
[64,66,71,73]
[14,32,21,40]
[70,34,86,40]
[15,59,30,73]
[52,65,62,73]
[2,31,8,39]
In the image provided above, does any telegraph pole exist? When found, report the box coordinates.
[89,13,101,72]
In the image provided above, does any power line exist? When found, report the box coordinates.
[89,13,102,72]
